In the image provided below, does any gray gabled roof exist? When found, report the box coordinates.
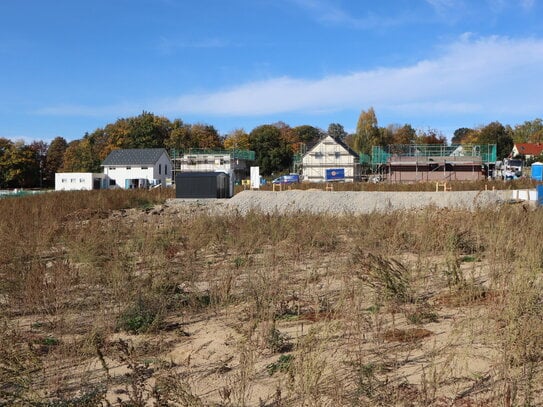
[102,148,169,166]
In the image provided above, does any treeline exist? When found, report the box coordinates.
[2,109,543,188]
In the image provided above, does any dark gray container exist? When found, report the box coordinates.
[175,172,231,199]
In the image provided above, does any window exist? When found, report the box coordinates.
[61,178,67,183]
[126,167,131,170]
[109,167,115,170]
[141,166,148,170]
[109,179,116,186]
[79,178,85,182]
[159,164,162,175]
[165,165,168,174]
[70,178,76,183]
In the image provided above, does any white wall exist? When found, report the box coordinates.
[302,136,358,182]
[103,152,172,189]
[55,173,105,191]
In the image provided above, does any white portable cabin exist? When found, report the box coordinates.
[55,172,108,191]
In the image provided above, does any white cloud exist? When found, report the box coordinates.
[38,35,543,124]
[163,35,543,119]
[290,0,409,29]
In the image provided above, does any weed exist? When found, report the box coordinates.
[266,325,292,353]
[354,252,413,304]
[116,295,162,334]
[405,304,439,325]
[267,354,294,376]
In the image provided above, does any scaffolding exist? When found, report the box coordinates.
[371,144,497,166]
[170,148,255,183]
[369,144,497,182]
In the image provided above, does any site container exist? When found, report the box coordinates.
[175,172,231,198]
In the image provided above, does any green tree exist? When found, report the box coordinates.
[126,112,171,148]
[28,141,48,188]
[354,107,380,154]
[0,140,40,188]
[327,123,347,140]
[44,137,67,186]
[476,121,513,160]
[0,138,14,187]
[293,125,322,144]
[290,125,323,155]
[249,125,291,175]
[451,127,472,144]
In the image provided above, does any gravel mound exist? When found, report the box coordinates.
[220,190,511,215]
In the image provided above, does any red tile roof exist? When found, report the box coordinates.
[514,143,543,156]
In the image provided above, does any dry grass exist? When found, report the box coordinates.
[1,186,543,406]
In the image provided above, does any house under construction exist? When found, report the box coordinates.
[170,149,255,184]
[372,144,497,182]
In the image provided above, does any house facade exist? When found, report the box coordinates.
[102,148,172,189]
[55,172,108,191]
[170,149,255,184]
[301,135,361,182]
[511,143,543,160]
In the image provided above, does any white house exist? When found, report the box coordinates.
[301,136,361,182]
[55,172,108,191]
[102,148,172,189]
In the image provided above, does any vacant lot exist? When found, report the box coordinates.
[1,186,542,406]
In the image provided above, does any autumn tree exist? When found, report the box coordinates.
[389,124,417,145]
[190,123,223,149]
[165,119,193,151]
[451,128,472,144]
[354,107,380,155]
[224,128,250,150]
[60,139,99,172]
[414,128,447,145]
[512,118,543,143]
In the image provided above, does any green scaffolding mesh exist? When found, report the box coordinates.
[370,144,497,166]
[170,148,255,161]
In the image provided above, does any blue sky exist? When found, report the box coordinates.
[1,0,542,143]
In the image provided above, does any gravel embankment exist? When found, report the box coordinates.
[169,189,514,215]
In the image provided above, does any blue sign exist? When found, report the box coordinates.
[325,168,345,181]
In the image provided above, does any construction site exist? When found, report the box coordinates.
[169,148,255,184]
[370,144,497,182]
